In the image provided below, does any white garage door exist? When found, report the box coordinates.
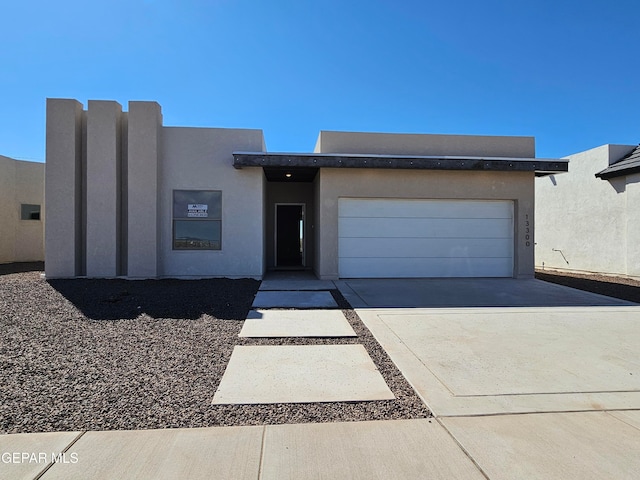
[338,198,514,278]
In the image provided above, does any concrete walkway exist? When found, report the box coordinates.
[240,309,356,337]
[252,290,338,308]
[258,271,335,291]
[217,271,392,405]
[5,277,640,479]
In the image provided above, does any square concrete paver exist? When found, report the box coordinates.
[239,309,356,337]
[212,345,394,404]
[442,412,640,480]
[252,291,338,308]
[259,271,335,291]
[259,280,336,291]
[261,419,484,480]
[0,431,81,480]
[40,426,263,480]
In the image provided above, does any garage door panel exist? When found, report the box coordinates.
[339,237,513,259]
[339,217,512,239]
[338,198,514,278]
[339,198,512,219]
[339,257,513,278]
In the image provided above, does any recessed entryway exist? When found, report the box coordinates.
[275,204,305,267]
[265,177,316,272]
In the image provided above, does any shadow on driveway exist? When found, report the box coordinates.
[535,271,640,304]
[338,278,637,308]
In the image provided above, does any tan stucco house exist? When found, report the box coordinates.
[0,154,44,263]
[536,143,640,278]
[44,98,567,280]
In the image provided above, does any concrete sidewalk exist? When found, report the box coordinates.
[4,413,640,479]
[0,420,483,480]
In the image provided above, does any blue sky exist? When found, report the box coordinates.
[2,0,639,162]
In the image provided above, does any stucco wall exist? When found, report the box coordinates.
[159,127,265,278]
[313,173,321,276]
[0,155,45,263]
[315,168,534,280]
[314,131,535,158]
[44,99,547,280]
[45,99,84,278]
[535,144,638,276]
[85,100,123,277]
[127,101,161,278]
[0,156,16,263]
[45,98,266,279]
[626,172,640,277]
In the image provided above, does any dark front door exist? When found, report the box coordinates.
[276,205,303,267]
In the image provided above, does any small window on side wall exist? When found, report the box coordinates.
[172,190,221,250]
[21,204,40,220]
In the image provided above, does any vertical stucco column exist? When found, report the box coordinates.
[86,100,122,277]
[516,192,535,278]
[127,101,162,278]
[313,171,325,279]
[45,99,84,278]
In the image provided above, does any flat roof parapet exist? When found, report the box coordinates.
[314,131,536,158]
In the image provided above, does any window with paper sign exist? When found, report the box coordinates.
[172,190,221,250]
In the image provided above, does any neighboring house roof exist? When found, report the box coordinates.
[233,151,567,177]
[595,144,640,180]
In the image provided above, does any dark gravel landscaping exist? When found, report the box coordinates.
[0,265,430,434]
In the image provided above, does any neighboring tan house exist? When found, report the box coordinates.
[536,144,640,278]
[44,98,567,280]
[0,154,45,263]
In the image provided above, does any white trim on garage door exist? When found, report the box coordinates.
[338,198,514,278]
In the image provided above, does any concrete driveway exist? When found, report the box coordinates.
[335,278,640,479]
[336,278,639,415]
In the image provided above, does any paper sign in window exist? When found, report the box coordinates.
[187,204,208,217]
